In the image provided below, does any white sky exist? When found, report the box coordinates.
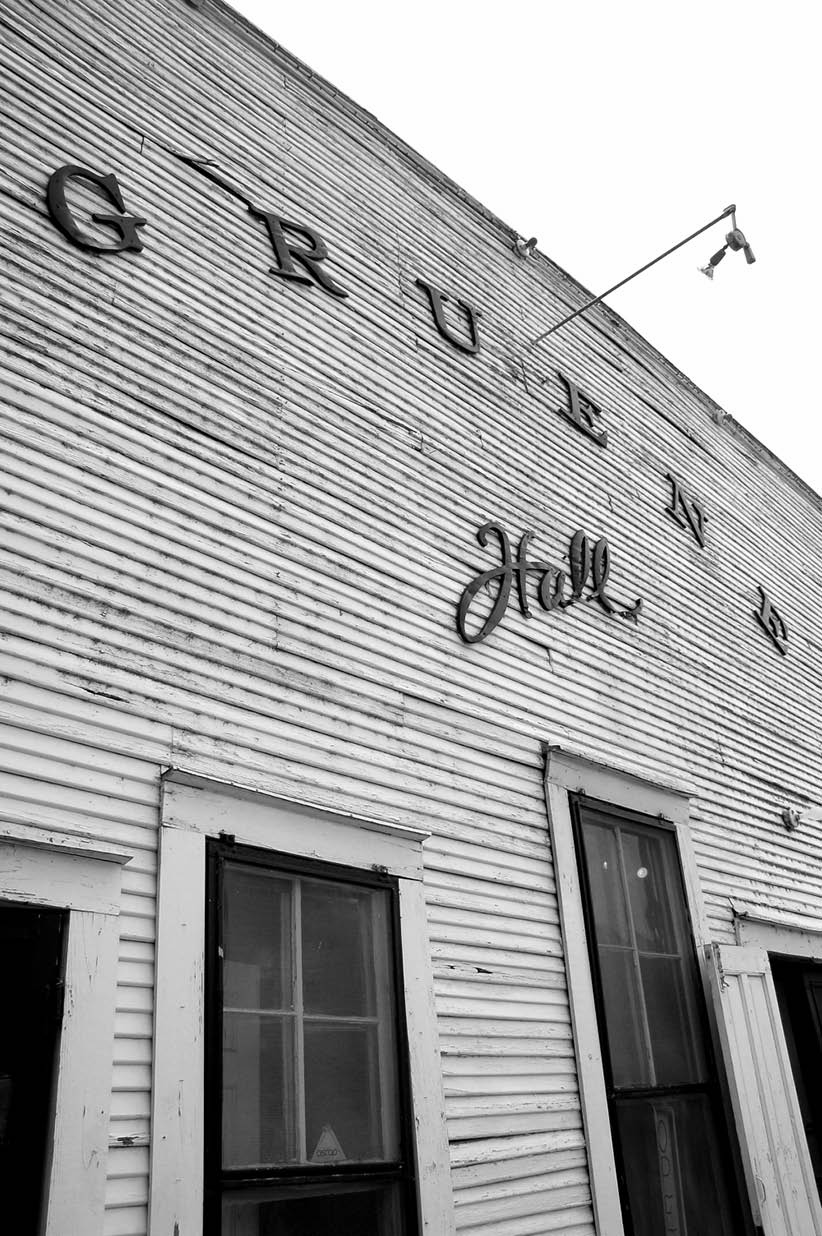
[231,0,822,497]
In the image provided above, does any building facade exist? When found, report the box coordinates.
[1,2,821,1234]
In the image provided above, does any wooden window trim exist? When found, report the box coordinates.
[150,768,454,1236]
[542,746,709,1236]
[0,828,131,1236]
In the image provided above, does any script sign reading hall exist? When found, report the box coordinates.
[457,522,642,645]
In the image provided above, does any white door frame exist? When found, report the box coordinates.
[0,822,132,1236]
[734,901,822,961]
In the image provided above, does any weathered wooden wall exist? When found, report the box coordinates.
[1,1,821,1232]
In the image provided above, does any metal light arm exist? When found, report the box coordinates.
[529,203,737,347]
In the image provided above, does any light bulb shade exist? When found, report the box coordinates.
[699,263,716,280]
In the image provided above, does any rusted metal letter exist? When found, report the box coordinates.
[567,530,594,603]
[457,523,516,644]
[416,278,481,354]
[590,537,642,618]
[538,568,567,611]
[457,523,641,645]
[666,473,706,547]
[557,373,608,446]
[457,524,559,643]
[46,165,146,253]
[565,530,642,618]
[249,207,349,298]
[755,586,788,655]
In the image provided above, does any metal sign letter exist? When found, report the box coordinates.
[557,373,608,446]
[755,586,788,655]
[249,206,349,298]
[416,278,481,354]
[666,473,706,547]
[46,165,147,253]
[457,522,641,644]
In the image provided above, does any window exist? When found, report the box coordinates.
[151,772,454,1236]
[206,842,416,1234]
[572,797,746,1236]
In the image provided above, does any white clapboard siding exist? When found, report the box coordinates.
[1,1,822,1232]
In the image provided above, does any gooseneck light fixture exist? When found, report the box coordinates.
[529,203,755,346]
[699,213,756,279]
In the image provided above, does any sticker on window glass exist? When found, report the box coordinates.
[311,1124,345,1163]
[653,1103,685,1235]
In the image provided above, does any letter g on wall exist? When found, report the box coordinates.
[46,164,147,253]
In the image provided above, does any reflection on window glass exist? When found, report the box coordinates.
[621,830,677,954]
[223,868,292,1012]
[219,862,400,1173]
[597,946,649,1087]
[223,1015,296,1168]
[640,955,706,1085]
[302,882,378,1017]
[581,823,631,947]
[305,1022,396,1161]
[580,812,709,1088]
[614,1094,736,1236]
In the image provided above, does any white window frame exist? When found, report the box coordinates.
[0,821,132,1236]
[149,769,455,1236]
[542,746,710,1236]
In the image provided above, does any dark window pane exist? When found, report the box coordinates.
[580,822,631,947]
[598,946,651,1087]
[212,849,411,1227]
[304,1022,399,1162]
[223,1014,296,1168]
[302,882,387,1017]
[223,867,293,1011]
[221,1179,403,1236]
[806,975,822,1037]
[614,1094,737,1236]
[640,954,707,1085]
[621,830,680,954]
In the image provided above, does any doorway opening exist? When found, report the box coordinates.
[771,954,822,1203]
[0,901,66,1235]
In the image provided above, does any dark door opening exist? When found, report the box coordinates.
[771,954,822,1203]
[0,902,66,1236]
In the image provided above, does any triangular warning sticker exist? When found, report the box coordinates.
[310,1123,346,1163]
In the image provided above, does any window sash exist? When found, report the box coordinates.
[571,797,748,1236]
[205,841,416,1234]
[577,810,710,1092]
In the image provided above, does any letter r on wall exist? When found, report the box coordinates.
[249,207,349,298]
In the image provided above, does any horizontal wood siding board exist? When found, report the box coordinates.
[2,2,822,1231]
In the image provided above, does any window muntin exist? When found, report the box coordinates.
[573,799,745,1236]
[207,842,414,1235]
